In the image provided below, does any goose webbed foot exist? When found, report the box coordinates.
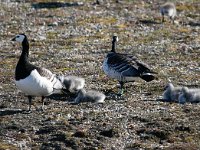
[114,88,125,100]
[23,109,32,114]
[117,81,125,96]
[115,94,125,100]
[26,95,32,113]
[36,96,45,111]
[117,88,124,96]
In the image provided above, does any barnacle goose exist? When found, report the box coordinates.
[160,2,176,23]
[58,75,85,94]
[178,87,200,104]
[11,34,65,111]
[74,89,105,103]
[162,83,182,102]
[103,36,157,95]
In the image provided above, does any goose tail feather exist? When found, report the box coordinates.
[140,72,157,82]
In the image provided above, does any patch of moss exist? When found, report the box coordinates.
[176,4,196,12]
[186,13,199,18]
[0,141,18,150]
[135,28,171,44]
[56,67,76,72]
[78,16,117,25]
[177,27,191,33]
[47,31,58,39]
[67,36,88,44]
[114,23,127,29]
[31,41,44,47]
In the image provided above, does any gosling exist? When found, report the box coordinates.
[163,83,182,102]
[74,89,105,104]
[178,87,200,104]
[160,2,176,23]
[58,75,85,94]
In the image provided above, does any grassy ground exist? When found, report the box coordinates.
[0,0,200,149]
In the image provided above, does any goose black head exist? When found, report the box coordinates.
[11,34,26,43]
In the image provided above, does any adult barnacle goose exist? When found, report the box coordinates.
[103,36,157,95]
[160,2,176,23]
[11,34,65,111]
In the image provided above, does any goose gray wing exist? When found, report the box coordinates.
[36,67,64,90]
[118,53,155,73]
[134,59,157,74]
[106,52,140,77]
[36,67,53,80]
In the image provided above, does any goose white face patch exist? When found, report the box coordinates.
[116,36,119,42]
[15,34,25,43]
[15,69,54,96]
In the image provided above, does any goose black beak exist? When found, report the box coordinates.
[11,37,16,41]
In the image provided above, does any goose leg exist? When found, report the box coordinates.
[118,81,124,96]
[41,96,45,111]
[170,17,175,24]
[27,96,32,112]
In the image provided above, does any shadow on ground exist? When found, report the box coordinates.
[48,93,74,102]
[32,2,83,9]
[138,19,161,25]
[0,109,25,116]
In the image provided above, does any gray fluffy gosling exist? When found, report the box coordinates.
[178,87,200,104]
[74,89,105,103]
[160,2,176,23]
[163,83,182,102]
[58,75,85,93]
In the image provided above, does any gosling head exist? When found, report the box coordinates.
[182,87,189,95]
[164,83,174,91]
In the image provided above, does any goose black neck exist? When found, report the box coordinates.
[15,36,35,80]
[21,37,29,58]
[111,40,116,52]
